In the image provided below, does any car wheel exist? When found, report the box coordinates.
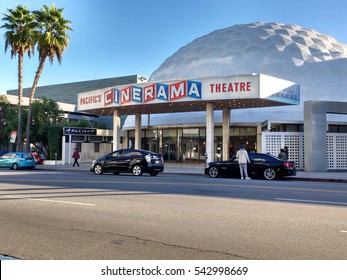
[93,164,103,175]
[149,171,158,176]
[12,163,19,170]
[208,166,219,178]
[264,168,276,180]
[132,165,143,176]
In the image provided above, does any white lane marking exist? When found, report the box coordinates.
[275,198,347,206]
[3,195,95,206]
[28,198,95,206]
[341,231,347,233]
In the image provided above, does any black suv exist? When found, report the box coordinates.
[90,149,164,176]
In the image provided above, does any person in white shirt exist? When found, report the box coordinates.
[236,145,251,180]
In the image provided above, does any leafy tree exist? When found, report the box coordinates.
[63,119,90,128]
[63,119,107,129]
[25,5,72,152]
[47,125,63,160]
[0,95,17,149]
[30,97,64,159]
[1,5,36,152]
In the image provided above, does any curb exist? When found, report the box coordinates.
[287,177,347,184]
[34,166,347,183]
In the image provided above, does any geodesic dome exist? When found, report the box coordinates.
[126,22,347,127]
[150,22,347,82]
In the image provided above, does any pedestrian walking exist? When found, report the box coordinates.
[236,145,251,180]
[72,148,80,167]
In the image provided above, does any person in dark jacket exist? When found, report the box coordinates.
[72,148,80,167]
[278,148,288,160]
[284,146,289,159]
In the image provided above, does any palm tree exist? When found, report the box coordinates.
[2,5,36,152]
[25,5,72,152]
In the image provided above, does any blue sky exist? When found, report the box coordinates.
[0,0,346,94]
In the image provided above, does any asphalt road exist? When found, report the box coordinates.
[0,169,346,260]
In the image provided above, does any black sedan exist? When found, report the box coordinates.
[205,153,296,180]
[90,148,164,176]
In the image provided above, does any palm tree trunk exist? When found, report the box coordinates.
[26,56,47,152]
[16,53,24,152]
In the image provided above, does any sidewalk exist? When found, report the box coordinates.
[38,162,347,183]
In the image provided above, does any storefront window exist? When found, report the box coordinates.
[162,129,178,161]
[229,127,257,155]
[126,125,257,163]
[182,128,199,162]
[144,129,159,152]
[128,131,135,149]
[214,127,223,161]
[199,128,206,163]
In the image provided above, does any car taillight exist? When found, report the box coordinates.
[283,162,293,168]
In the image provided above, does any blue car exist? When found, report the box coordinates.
[0,152,36,170]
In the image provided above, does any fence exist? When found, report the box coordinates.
[262,132,347,170]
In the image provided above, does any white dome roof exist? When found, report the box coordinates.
[150,22,347,81]
[127,22,347,128]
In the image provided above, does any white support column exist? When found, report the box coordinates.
[113,110,121,151]
[135,113,141,149]
[206,103,214,163]
[222,108,230,160]
[68,135,72,165]
[304,101,327,172]
[256,124,262,153]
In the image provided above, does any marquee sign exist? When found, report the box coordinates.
[77,74,299,112]
[63,127,97,136]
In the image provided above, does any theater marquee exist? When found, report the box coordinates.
[77,74,299,115]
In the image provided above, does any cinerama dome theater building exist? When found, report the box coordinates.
[121,22,347,170]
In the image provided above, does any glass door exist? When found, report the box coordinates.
[182,128,199,162]
[162,129,177,161]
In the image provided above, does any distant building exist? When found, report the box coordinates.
[5,75,147,163]
[7,75,147,104]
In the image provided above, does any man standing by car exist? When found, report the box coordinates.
[236,145,251,180]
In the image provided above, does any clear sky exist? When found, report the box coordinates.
[0,0,346,94]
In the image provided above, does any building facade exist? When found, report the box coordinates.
[6,23,347,170]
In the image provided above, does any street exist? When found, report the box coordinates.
[0,169,346,259]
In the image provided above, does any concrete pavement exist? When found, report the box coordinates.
[38,161,347,183]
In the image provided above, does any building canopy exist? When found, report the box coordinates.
[77,74,299,116]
